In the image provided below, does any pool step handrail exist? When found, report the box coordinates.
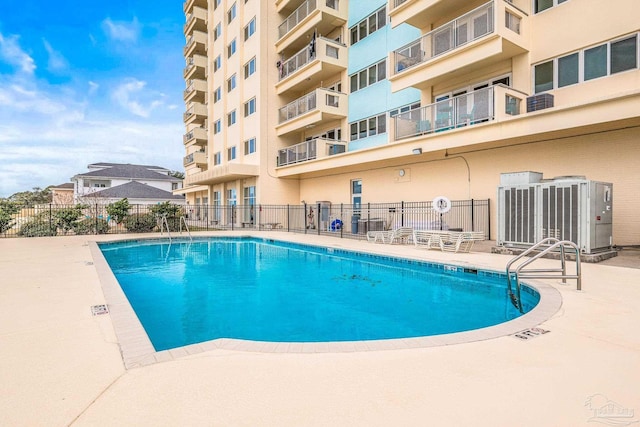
[159,215,172,243]
[179,216,193,241]
[506,238,582,312]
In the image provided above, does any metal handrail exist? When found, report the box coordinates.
[179,216,193,241]
[159,215,172,243]
[506,238,582,312]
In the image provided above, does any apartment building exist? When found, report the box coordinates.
[178,0,640,245]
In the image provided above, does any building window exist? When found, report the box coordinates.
[611,35,638,74]
[534,0,567,14]
[227,38,237,58]
[534,60,554,93]
[244,17,256,41]
[213,86,222,103]
[214,22,221,41]
[227,3,237,23]
[227,74,237,92]
[558,52,579,87]
[227,110,236,126]
[244,97,256,117]
[227,146,237,160]
[214,0,221,10]
[533,33,639,92]
[244,57,256,78]
[389,102,421,117]
[214,55,221,72]
[351,179,362,211]
[213,119,222,134]
[350,7,386,46]
[243,186,255,223]
[349,114,386,141]
[350,59,386,93]
[213,152,221,165]
[213,191,221,221]
[244,137,256,154]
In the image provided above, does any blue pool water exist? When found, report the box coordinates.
[99,237,539,351]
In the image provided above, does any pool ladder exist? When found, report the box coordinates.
[159,215,193,243]
[506,238,582,312]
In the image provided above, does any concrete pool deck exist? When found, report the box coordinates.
[0,232,638,426]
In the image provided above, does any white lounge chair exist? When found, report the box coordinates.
[440,231,484,253]
[367,227,414,244]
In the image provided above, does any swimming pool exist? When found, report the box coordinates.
[99,237,540,352]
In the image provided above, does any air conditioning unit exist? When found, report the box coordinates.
[497,173,613,254]
[526,93,554,112]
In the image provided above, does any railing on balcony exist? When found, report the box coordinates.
[184,127,207,144]
[278,36,342,81]
[394,86,495,140]
[278,0,339,39]
[278,138,347,166]
[279,91,317,123]
[393,0,408,8]
[184,148,207,166]
[393,1,494,74]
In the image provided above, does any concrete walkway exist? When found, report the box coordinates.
[0,232,638,426]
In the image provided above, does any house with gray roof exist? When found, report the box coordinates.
[70,163,185,205]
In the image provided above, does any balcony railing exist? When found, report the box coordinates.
[278,138,347,166]
[393,0,408,8]
[278,0,339,39]
[393,1,494,74]
[394,86,496,140]
[184,126,207,144]
[279,91,317,123]
[278,36,342,81]
[184,149,207,166]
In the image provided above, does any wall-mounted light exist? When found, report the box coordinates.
[412,148,422,155]
[398,169,405,177]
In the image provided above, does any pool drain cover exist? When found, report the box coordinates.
[91,305,109,316]
[512,327,549,340]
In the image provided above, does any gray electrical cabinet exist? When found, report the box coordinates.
[497,173,613,254]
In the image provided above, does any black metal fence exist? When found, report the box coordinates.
[0,199,490,240]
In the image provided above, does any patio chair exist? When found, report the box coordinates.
[411,230,447,250]
[367,227,414,244]
[439,232,476,253]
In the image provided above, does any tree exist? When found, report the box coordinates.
[106,198,131,224]
[0,200,20,235]
[9,187,52,207]
[53,204,88,234]
[170,171,185,179]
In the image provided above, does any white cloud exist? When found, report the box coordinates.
[88,81,99,95]
[101,17,141,43]
[0,32,36,75]
[112,78,165,118]
[42,39,69,73]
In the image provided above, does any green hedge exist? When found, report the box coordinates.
[124,213,157,233]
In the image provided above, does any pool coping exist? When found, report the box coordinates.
[89,237,563,369]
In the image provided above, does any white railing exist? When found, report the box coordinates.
[393,0,408,8]
[278,37,344,81]
[394,86,495,140]
[278,138,347,166]
[279,91,317,123]
[393,1,494,74]
[278,0,317,39]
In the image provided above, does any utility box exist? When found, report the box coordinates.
[526,93,554,112]
[497,174,613,254]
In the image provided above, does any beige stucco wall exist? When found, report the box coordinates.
[298,127,640,245]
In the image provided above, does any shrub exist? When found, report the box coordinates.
[0,201,19,235]
[106,198,130,224]
[53,205,87,235]
[124,213,157,233]
[19,219,57,237]
[73,218,109,235]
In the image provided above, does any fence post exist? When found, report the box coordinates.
[487,198,491,240]
[95,203,99,235]
[303,203,307,234]
[317,203,320,235]
[471,199,475,232]
[340,203,343,238]
[401,201,404,226]
[49,204,53,234]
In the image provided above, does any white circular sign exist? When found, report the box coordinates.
[432,196,451,214]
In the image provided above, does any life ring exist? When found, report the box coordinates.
[432,196,451,214]
[330,219,343,231]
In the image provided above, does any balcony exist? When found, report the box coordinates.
[392,85,526,140]
[184,6,207,36]
[277,138,347,167]
[184,149,207,168]
[184,79,207,103]
[276,0,347,54]
[276,0,306,14]
[183,0,206,14]
[185,163,260,186]
[183,126,207,147]
[276,88,347,136]
[389,1,529,91]
[183,54,207,80]
[183,102,207,125]
[183,30,207,58]
[276,37,347,95]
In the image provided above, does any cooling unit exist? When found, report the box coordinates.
[497,172,613,254]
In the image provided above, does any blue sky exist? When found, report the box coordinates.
[0,1,186,197]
